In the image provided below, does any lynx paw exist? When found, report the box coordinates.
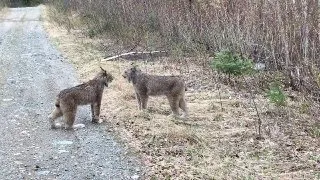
[73,124,85,129]
[51,123,62,129]
[180,113,188,119]
[92,118,102,123]
[168,113,179,119]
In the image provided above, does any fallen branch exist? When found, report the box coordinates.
[102,51,167,61]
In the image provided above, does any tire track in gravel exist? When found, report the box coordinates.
[0,6,141,180]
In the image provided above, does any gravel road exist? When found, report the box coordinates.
[0,7,141,180]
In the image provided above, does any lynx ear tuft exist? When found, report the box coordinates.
[130,62,139,70]
[100,67,106,72]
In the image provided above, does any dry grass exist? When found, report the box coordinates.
[0,7,8,19]
[0,7,9,87]
[43,8,320,180]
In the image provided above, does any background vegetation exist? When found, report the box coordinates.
[44,0,320,178]
[46,0,320,98]
[0,0,42,7]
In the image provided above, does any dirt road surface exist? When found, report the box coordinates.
[0,7,141,180]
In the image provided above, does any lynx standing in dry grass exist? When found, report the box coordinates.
[48,67,114,130]
[123,66,188,118]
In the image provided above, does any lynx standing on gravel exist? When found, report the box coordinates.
[123,66,188,118]
[48,67,114,130]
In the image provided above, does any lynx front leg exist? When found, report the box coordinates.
[92,94,103,123]
[140,95,149,110]
[167,95,180,117]
[91,104,95,121]
[136,92,142,110]
[179,97,188,118]
[92,102,101,123]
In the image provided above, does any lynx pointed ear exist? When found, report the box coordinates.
[130,62,139,70]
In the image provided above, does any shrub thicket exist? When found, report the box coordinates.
[22,0,43,6]
[267,82,287,107]
[1,0,42,7]
[211,50,253,77]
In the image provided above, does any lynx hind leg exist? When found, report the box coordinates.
[140,95,149,110]
[59,101,77,130]
[135,93,142,110]
[62,107,85,130]
[179,97,188,118]
[48,107,63,129]
[64,112,85,130]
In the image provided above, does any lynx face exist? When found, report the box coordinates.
[99,67,114,87]
[122,67,140,83]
